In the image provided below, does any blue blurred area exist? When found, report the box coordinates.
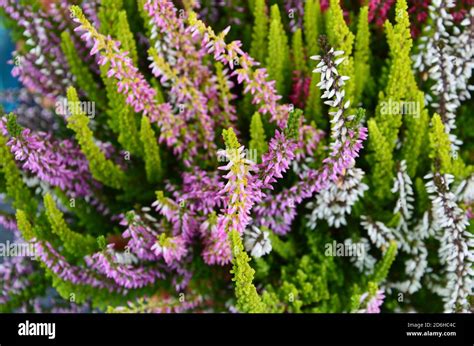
[0,17,20,111]
[0,18,18,243]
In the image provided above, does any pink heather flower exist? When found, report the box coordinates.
[368,0,396,26]
[178,170,224,214]
[121,212,159,261]
[254,190,299,235]
[289,72,311,109]
[189,16,290,128]
[152,192,198,241]
[359,290,385,313]
[200,143,265,265]
[0,255,35,305]
[312,40,368,181]
[408,0,430,37]
[320,0,330,11]
[217,146,263,235]
[35,240,119,291]
[254,123,366,235]
[259,131,297,190]
[295,123,324,163]
[201,221,232,266]
[72,12,193,160]
[450,0,473,23]
[151,234,188,266]
[3,123,95,198]
[0,0,73,99]
[145,0,218,152]
[285,0,305,31]
[85,244,165,289]
[253,38,369,235]
[0,214,17,233]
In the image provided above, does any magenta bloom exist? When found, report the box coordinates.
[4,124,95,198]
[368,0,396,26]
[359,290,385,313]
[151,235,188,266]
[201,221,232,266]
[85,244,165,289]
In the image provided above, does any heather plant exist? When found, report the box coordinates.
[0,0,472,314]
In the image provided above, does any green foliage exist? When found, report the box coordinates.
[349,285,362,312]
[116,10,139,65]
[415,177,430,212]
[268,232,296,261]
[5,113,22,137]
[372,240,397,284]
[249,112,268,163]
[60,31,104,104]
[274,251,338,312]
[0,271,47,313]
[304,0,322,63]
[365,1,430,205]
[401,91,429,177]
[43,193,97,257]
[66,87,128,189]
[292,28,306,74]
[429,114,453,173]
[429,114,470,178]
[48,269,157,311]
[249,0,269,63]
[15,209,34,241]
[222,127,240,151]
[97,0,138,137]
[284,109,302,140]
[305,76,323,127]
[0,132,37,216]
[215,62,235,129]
[54,190,110,236]
[367,119,394,201]
[97,0,124,37]
[375,0,416,151]
[303,0,323,125]
[229,230,267,313]
[140,116,163,184]
[353,6,370,105]
[266,4,290,96]
[117,106,142,156]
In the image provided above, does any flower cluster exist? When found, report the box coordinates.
[425,172,473,312]
[413,0,474,149]
[0,0,471,314]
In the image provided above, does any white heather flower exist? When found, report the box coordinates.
[455,174,474,204]
[413,1,474,151]
[345,237,376,275]
[392,161,414,221]
[244,226,272,258]
[307,168,368,229]
[360,216,396,249]
[425,172,473,312]
[390,240,430,294]
[311,44,355,145]
[114,251,139,265]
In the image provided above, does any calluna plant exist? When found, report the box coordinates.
[0,0,472,313]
